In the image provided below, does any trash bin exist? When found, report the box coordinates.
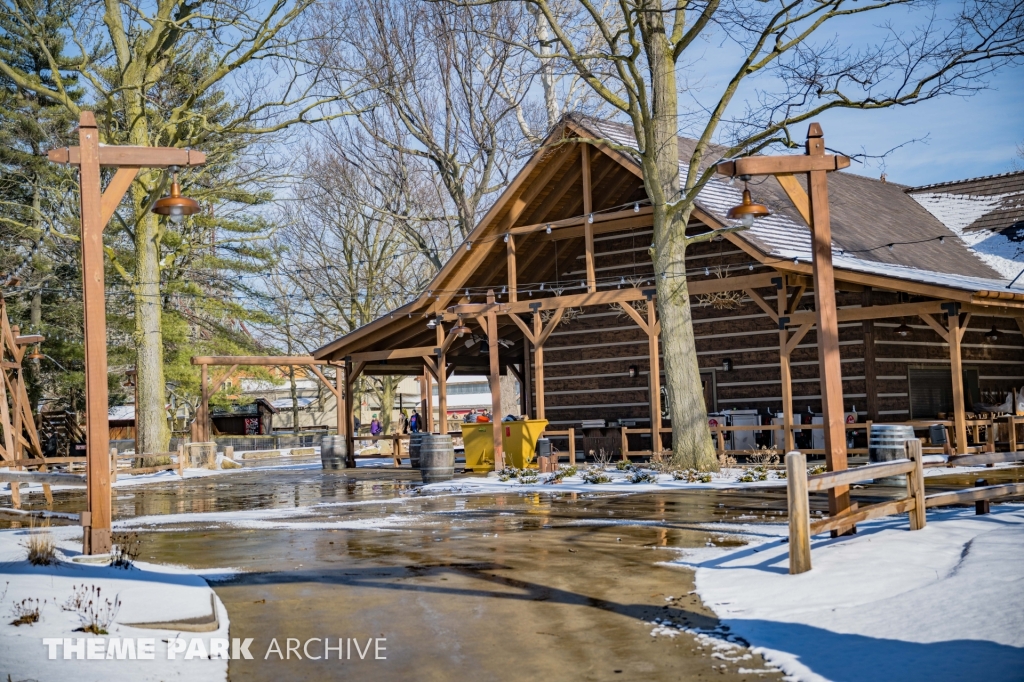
[462,422,495,472]
[502,419,549,469]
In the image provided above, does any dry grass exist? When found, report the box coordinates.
[111,531,141,569]
[747,445,781,467]
[9,597,44,626]
[23,518,57,566]
[66,584,121,635]
[718,452,738,470]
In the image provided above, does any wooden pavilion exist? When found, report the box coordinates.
[313,116,1024,467]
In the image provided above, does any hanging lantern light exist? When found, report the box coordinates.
[895,322,912,338]
[152,166,200,224]
[452,318,471,337]
[726,175,771,227]
[26,344,45,363]
[985,326,1000,342]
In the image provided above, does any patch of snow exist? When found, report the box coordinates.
[0,525,231,681]
[116,507,422,532]
[910,192,1023,279]
[666,505,1024,681]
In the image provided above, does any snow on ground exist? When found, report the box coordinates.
[665,505,1024,682]
[421,466,788,494]
[0,524,233,681]
[116,506,425,532]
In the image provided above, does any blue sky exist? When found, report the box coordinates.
[679,2,1024,187]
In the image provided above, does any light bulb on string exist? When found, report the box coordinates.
[704,267,710,276]
[466,242,472,251]
[504,234,509,243]
[633,203,639,213]
[939,236,945,244]
[546,225,552,234]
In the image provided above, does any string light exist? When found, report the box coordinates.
[546,225,552,234]
[633,203,639,212]
[504,234,509,243]
[466,242,472,251]
[704,267,710,276]
[588,214,593,223]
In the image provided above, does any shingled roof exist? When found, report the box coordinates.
[575,116,1006,286]
[905,170,1024,234]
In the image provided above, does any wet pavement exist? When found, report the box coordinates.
[5,457,1022,681]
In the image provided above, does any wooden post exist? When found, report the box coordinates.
[806,124,851,523]
[581,144,596,293]
[647,293,662,453]
[948,310,968,454]
[78,113,112,556]
[200,362,209,442]
[507,234,518,303]
[177,444,186,477]
[522,338,533,418]
[568,427,576,465]
[621,426,629,460]
[110,447,118,482]
[777,278,795,452]
[862,288,878,421]
[345,361,356,467]
[9,480,21,509]
[424,366,435,433]
[335,364,345,441]
[905,438,926,531]
[786,451,812,574]
[533,308,545,420]
[436,325,447,434]
[486,291,504,469]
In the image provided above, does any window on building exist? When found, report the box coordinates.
[908,366,980,419]
[432,382,490,396]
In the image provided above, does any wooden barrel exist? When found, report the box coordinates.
[419,434,454,484]
[321,435,347,470]
[869,424,914,484]
[408,432,424,469]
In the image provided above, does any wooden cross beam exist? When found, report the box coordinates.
[45,112,208,555]
[717,123,853,527]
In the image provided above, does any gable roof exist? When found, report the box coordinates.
[314,116,1019,361]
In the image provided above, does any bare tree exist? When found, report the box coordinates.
[452,0,1024,469]
[0,0,368,453]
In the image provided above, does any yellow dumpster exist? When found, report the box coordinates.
[461,419,550,471]
[461,422,495,472]
[501,419,549,469]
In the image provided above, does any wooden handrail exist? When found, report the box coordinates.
[925,482,1024,508]
[806,458,914,492]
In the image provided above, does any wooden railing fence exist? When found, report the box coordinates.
[786,439,1024,574]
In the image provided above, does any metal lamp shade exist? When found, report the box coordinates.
[726,188,770,221]
[152,178,200,220]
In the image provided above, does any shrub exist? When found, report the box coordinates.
[627,470,658,484]
[615,458,633,470]
[582,467,612,484]
[23,519,57,566]
[672,469,712,483]
[9,598,43,626]
[111,531,141,569]
[66,585,120,635]
[546,466,577,483]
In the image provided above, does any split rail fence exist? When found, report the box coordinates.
[786,439,1024,574]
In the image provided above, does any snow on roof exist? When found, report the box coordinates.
[575,116,1018,293]
[270,397,315,410]
[108,405,135,421]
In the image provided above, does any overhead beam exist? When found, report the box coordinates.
[192,355,328,366]
[717,154,850,176]
[787,300,952,326]
[448,272,777,317]
[48,146,207,167]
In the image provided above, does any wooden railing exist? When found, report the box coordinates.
[785,439,1024,574]
[542,428,577,465]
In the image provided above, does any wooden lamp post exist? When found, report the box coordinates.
[48,112,205,554]
[717,123,853,526]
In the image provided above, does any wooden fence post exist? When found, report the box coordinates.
[568,428,575,466]
[110,447,118,483]
[9,480,20,509]
[786,450,812,574]
[621,427,629,460]
[905,438,927,531]
[177,444,186,477]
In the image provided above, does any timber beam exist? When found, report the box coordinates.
[446,272,777,317]
[191,355,329,366]
[48,146,207,168]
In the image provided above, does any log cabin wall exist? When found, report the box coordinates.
[530,226,1024,429]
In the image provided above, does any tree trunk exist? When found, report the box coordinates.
[641,4,718,471]
[133,204,170,454]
